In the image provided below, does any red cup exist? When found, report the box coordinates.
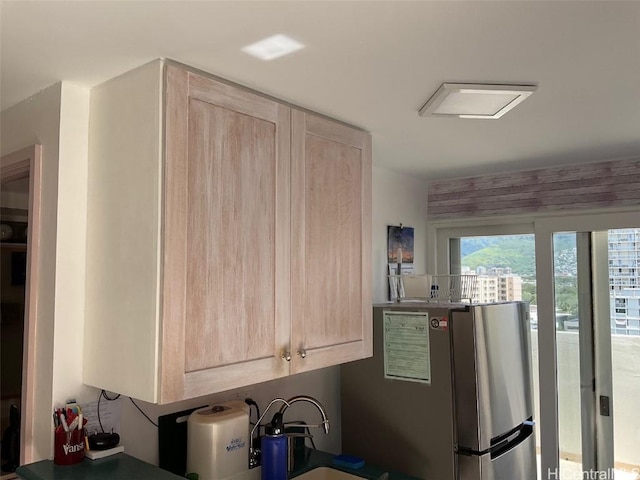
[53,427,85,465]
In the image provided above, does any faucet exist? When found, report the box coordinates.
[247,396,330,470]
[278,395,330,434]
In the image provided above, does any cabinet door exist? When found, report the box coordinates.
[160,66,291,402]
[290,110,372,374]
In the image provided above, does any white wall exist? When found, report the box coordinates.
[1,82,95,461]
[52,83,95,407]
[372,166,428,303]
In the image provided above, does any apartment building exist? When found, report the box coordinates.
[610,229,640,335]
[471,267,523,303]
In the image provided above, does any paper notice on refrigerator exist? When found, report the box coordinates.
[383,311,431,384]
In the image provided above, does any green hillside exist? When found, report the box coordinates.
[461,233,576,277]
[462,237,535,276]
[461,233,579,312]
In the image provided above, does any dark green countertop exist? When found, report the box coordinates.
[15,453,183,480]
[17,449,420,480]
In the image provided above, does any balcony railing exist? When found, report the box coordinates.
[531,331,640,474]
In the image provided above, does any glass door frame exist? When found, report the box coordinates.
[534,211,638,477]
[428,207,640,479]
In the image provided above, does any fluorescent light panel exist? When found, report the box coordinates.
[419,83,537,119]
[242,34,304,61]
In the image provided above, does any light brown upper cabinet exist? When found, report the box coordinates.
[84,60,371,404]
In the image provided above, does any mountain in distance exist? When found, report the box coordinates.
[461,234,577,277]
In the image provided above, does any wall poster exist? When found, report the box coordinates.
[387,225,414,300]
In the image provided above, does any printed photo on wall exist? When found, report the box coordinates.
[387,225,414,264]
[387,225,415,301]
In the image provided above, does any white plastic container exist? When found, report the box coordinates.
[187,402,250,480]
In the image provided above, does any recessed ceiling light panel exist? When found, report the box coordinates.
[419,83,537,119]
[242,34,304,61]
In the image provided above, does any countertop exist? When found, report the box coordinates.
[15,453,183,480]
[16,449,420,480]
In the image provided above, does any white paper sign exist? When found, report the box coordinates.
[82,396,122,435]
[383,311,431,384]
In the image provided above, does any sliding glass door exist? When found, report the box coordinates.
[604,229,640,478]
[535,214,640,480]
[432,210,640,480]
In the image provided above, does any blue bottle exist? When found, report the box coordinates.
[261,412,287,480]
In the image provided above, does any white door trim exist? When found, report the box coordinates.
[1,145,43,465]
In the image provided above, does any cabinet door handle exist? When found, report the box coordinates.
[282,351,292,362]
[298,349,307,359]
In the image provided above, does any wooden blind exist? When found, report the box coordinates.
[427,158,640,220]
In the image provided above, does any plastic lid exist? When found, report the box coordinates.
[196,405,229,416]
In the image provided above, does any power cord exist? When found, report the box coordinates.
[128,397,158,428]
[97,390,120,433]
[244,398,261,426]
[98,390,158,431]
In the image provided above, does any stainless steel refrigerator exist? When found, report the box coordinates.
[341,301,536,480]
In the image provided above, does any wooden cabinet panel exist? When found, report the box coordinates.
[290,110,372,374]
[185,98,277,370]
[160,66,291,402]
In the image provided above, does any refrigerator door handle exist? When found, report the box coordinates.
[460,419,535,458]
[490,422,534,460]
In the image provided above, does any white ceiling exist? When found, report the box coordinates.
[2,1,639,180]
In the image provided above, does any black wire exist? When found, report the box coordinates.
[244,398,260,424]
[97,390,104,433]
[102,391,121,401]
[98,390,157,431]
[129,397,158,428]
[98,390,121,433]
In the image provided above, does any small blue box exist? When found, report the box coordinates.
[333,454,365,469]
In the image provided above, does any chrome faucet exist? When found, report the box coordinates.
[248,396,330,470]
[279,395,330,472]
[278,395,330,434]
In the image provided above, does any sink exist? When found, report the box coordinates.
[295,466,365,480]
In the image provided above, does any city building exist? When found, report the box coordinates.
[467,267,523,303]
[609,228,640,336]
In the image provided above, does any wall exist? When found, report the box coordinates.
[51,84,95,408]
[1,82,95,461]
[372,166,428,303]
